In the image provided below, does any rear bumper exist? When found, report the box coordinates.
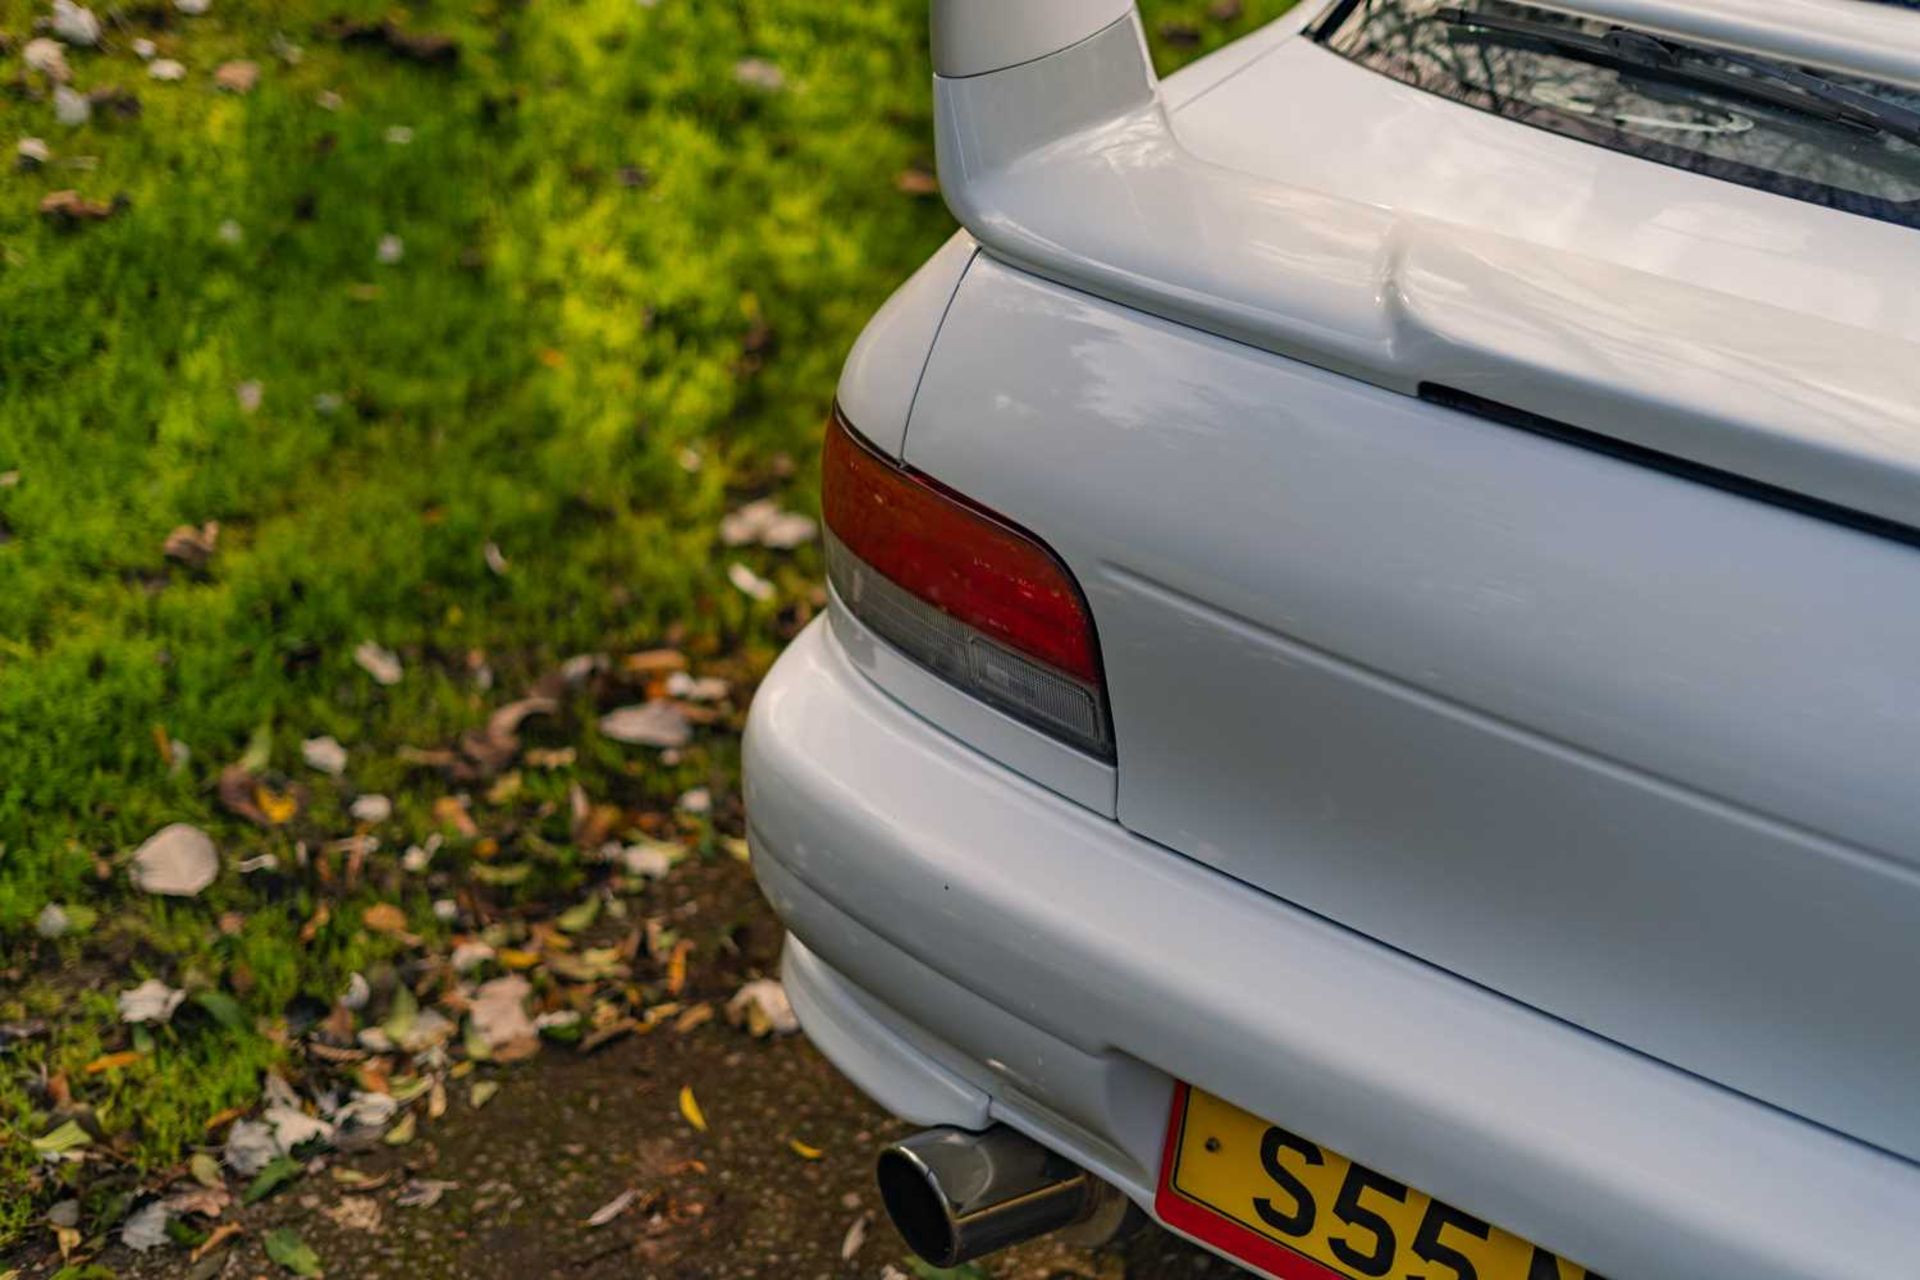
[746,616,1920,1280]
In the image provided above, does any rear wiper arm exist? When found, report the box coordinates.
[1436,7,1920,148]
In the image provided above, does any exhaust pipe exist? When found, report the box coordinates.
[877,1126,1138,1266]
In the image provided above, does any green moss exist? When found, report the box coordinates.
[0,0,1296,1243]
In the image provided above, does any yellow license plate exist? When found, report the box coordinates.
[1156,1085,1601,1280]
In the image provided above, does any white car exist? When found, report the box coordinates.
[745,2,1920,1277]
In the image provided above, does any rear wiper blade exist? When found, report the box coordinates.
[1435,7,1920,148]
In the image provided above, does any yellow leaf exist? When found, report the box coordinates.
[678,1085,707,1133]
[254,784,299,825]
[788,1139,824,1161]
[666,939,692,996]
[672,1003,713,1034]
[497,948,541,970]
[383,1111,417,1145]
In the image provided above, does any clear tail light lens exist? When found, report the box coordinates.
[822,407,1113,760]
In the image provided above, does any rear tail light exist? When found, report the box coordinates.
[822,407,1113,760]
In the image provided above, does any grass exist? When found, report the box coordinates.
[0,0,1297,1252]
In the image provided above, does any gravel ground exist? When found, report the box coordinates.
[22,858,1241,1280]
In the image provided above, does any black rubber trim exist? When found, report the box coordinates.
[1419,383,1920,552]
[1310,0,1368,41]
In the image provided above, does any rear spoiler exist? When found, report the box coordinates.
[929,0,1920,534]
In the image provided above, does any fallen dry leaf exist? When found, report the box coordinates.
[841,1213,869,1261]
[678,1084,708,1133]
[324,1196,382,1232]
[432,795,479,836]
[121,1199,172,1253]
[130,824,219,896]
[40,189,118,224]
[584,1187,638,1228]
[382,1110,416,1145]
[191,1221,243,1263]
[665,938,693,996]
[301,735,348,775]
[361,902,409,936]
[254,784,300,825]
[395,1178,457,1209]
[213,59,259,93]
[52,0,102,45]
[622,648,687,677]
[727,561,775,602]
[719,498,817,550]
[349,793,391,824]
[789,1139,824,1161]
[118,978,185,1024]
[162,521,219,569]
[219,764,284,827]
[24,37,72,81]
[353,640,404,685]
[598,700,691,749]
[83,1050,144,1075]
[470,975,539,1060]
[894,166,940,196]
[726,979,799,1038]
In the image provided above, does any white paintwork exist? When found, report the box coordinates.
[909,254,1920,1163]
[931,10,1920,530]
[930,0,1135,78]
[1532,0,1920,89]
[752,3,1920,1276]
[746,620,1920,1280]
[834,231,977,459]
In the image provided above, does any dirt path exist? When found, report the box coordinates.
[47,859,1238,1280]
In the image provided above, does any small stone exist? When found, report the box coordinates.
[376,233,404,265]
[148,58,186,82]
[175,0,210,13]
[235,380,263,413]
[132,37,157,59]
[16,137,51,170]
[216,218,243,244]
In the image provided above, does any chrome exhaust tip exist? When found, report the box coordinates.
[877,1126,1138,1266]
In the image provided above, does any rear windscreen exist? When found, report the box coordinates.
[1316,0,1920,229]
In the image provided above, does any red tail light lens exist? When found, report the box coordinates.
[822,407,1112,759]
